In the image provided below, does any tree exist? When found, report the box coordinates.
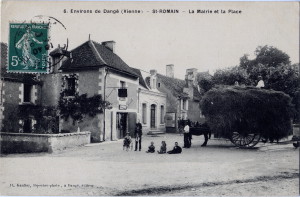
[254,45,290,68]
[212,66,251,86]
[196,71,214,94]
[240,45,291,82]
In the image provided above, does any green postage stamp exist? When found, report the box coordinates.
[8,23,50,73]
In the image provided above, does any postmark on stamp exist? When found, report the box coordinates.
[8,15,68,74]
[8,23,50,73]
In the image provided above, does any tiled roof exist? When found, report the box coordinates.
[1,43,38,84]
[130,68,148,89]
[157,73,202,101]
[156,74,186,97]
[60,40,138,78]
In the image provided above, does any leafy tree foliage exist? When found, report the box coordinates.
[196,71,213,94]
[212,66,251,86]
[240,45,291,71]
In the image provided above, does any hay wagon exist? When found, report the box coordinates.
[199,86,294,149]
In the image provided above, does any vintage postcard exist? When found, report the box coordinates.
[0,1,299,196]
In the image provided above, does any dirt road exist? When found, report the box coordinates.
[1,134,299,196]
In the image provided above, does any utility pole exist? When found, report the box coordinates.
[103,67,108,141]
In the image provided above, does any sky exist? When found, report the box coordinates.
[1,1,299,79]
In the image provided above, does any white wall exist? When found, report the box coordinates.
[138,89,166,133]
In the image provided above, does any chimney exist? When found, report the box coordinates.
[185,68,198,87]
[150,69,157,76]
[149,69,157,89]
[101,41,116,53]
[166,64,174,78]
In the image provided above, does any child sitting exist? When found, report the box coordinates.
[146,141,155,153]
[157,141,167,154]
[123,132,132,151]
[167,142,182,154]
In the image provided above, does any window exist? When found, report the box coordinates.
[152,79,156,89]
[23,84,32,103]
[142,103,147,124]
[160,105,164,124]
[157,82,161,88]
[0,80,2,104]
[119,81,127,101]
[150,104,156,128]
[182,99,188,110]
[200,110,205,118]
[66,77,76,96]
[23,118,32,133]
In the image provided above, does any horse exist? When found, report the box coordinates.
[189,123,211,147]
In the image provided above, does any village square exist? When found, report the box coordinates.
[0,36,299,195]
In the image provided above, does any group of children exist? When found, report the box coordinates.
[123,132,182,154]
[146,141,182,154]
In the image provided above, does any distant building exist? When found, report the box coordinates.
[156,65,206,132]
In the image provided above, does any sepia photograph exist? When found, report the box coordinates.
[0,1,299,196]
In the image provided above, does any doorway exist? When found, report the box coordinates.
[116,113,127,139]
[150,104,156,129]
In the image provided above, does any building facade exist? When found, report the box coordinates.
[0,40,166,142]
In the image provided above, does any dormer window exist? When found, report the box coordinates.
[152,79,156,89]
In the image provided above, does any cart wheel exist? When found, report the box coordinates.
[230,132,262,148]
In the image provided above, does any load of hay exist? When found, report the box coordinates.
[200,86,294,141]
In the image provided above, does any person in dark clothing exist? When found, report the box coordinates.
[146,141,155,153]
[134,119,142,151]
[167,142,182,154]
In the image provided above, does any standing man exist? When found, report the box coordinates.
[256,76,265,88]
[183,121,191,148]
[135,119,142,151]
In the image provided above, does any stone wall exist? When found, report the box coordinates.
[0,131,91,154]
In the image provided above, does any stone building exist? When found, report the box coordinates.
[132,68,166,134]
[156,65,205,132]
[0,40,166,142]
[1,43,42,133]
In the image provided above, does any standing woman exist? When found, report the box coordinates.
[135,119,142,151]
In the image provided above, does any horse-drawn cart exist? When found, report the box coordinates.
[189,124,262,148]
